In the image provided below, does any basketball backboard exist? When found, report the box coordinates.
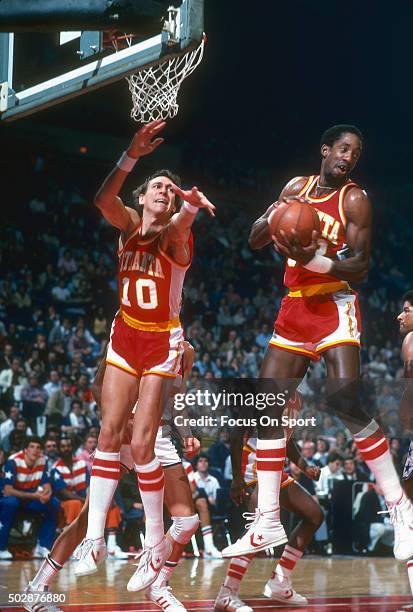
[0,0,203,122]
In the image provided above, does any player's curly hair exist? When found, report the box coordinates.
[402,290,413,306]
[132,169,182,216]
[320,124,364,148]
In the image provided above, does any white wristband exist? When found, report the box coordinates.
[117,151,138,173]
[182,202,199,215]
[303,253,333,274]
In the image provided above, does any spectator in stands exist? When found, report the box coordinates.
[0,436,60,559]
[52,438,88,526]
[0,404,20,441]
[0,344,14,371]
[57,249,77,274]
[315,450,344,498]
[301,440,317,466]
[208,428,231,472]
[51,278,71,303]
[76,435,98,471]
[43,370,61,398]
[44,438,59,471]
[2,417,33,453]
[193,453,221,506]
[0,358,27,405]
[355,484,394,553]
[338,458,368,482]
[45,379,72,422]
[313,438,330,467]
[61,400,90,435]
[67,327,93,363]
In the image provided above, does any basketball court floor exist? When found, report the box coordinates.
[1,556,412,612]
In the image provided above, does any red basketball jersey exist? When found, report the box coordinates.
[118,226,192,325]
[283,175,360,289]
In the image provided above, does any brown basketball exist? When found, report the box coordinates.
[269,199,320,246]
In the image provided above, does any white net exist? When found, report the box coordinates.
[126,38,205,123]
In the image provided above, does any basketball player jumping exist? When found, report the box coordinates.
[223,125,413,562]
[26,342,201,612]
[75,120,215,590]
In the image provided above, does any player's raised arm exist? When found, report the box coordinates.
[248,176,308,250]
[94,120,166,233]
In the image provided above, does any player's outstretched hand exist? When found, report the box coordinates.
[184,436,201,458]
[272,229,319,265]
[127,119,166,158]
[172,184,216,217]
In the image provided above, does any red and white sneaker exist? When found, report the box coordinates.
[74,538,107,577]
[127,537,172,592]
[221,507,287,558]
[263,575,308,606]
[214,585,253,612]
[146,584,187,611]
[381,493,413,560]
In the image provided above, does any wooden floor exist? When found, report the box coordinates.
[1,556,412,611]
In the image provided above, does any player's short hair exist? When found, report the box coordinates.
[320,124,364,148]
[132,169,182,214]
[402,290,413,306]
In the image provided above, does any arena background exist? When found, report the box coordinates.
[1,0,413,610]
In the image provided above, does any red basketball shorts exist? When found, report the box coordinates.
[270,288,361,361]
[106,314,184,378]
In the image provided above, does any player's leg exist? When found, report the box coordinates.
[264,481,323,605]
[194,494,220,556]
[146,463,199,612]
[76,364,139,576]
[127,374,175,591]
[324,344,413,560]
[223,347,310,557]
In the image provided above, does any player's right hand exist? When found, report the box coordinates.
[127,120,166,158]
[230,477,248,506]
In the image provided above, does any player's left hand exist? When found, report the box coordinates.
[303,465,321,481]
[171,184,216,217]
[184,436,201,458]
[272,229,319,265]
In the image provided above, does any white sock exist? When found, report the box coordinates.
[86,450,120,540]
[135,457,165,548]
[202,525,214,550]
[107,533,117,550]
[275,544,303,580]
[407,559,413,595]
[256,438,286,510]
[31,555,62,589]
[223,554,253,591]
[154,560,178,587]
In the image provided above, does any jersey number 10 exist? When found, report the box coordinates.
[121,278,158,310]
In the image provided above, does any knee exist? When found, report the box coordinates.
[99,423,122,451]
[2,496,20,511]
[309,507,324,531]
[170,514,199,545]
[131,436,155,465]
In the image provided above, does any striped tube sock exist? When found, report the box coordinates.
[256,438,286,511]
[201,525,214,550]
[135,457,165,547]
[86,449,120,539]
[31,555,63,589]
[353,420,403,503]
[275,545,303,580]
[153,560,178,588]
[407,559,413,595]
[223,554,254,591]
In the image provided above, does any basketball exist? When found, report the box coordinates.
[269,198,321,246]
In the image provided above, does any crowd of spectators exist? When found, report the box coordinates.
[0,145,412,558]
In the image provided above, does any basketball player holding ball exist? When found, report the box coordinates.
[223,125,413,562]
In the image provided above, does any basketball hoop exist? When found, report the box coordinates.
[127,36,205,123]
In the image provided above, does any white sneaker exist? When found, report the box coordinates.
[263,575,308,606]
[24,582,63,612]
[204,546,222,559]
[382,493,413,560]
[146,584,187,611]
[127,537,172,592]
[33,545,51,559]
[0,549,13,560]
[221,507,287,557]
[74,538,107,577]
[107,544,129,560]
[214,585,253,612]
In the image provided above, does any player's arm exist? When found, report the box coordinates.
[400,334,413,431]
[248,176,308,250]
[160,184,216,266]
[94,120,165,233]
[328,187,372,283]
[3,483,42,501]
[286,438,320,481]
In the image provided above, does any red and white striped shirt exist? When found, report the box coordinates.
[4,450,49,492]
